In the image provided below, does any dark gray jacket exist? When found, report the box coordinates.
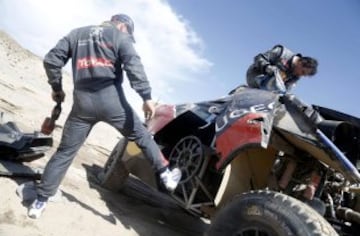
[43,21,151,101]
[246,45,301,91]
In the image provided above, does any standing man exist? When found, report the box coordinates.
[28,14,181,219]
[246,44,318,93]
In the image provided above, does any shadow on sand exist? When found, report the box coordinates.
[81,163,210,236]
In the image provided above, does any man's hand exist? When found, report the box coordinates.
[142,99,156,121]
[52,90,65,103]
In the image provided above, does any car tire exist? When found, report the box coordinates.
[207,190,338,236]
[99,138,129,191]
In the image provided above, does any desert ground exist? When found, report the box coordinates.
[0,31,209,236]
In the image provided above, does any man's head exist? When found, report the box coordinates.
[293,56,318,77]
[110,14,135,42]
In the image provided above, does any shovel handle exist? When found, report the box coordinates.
[51,102,62,121]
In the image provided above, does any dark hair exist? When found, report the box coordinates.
[300,57,318,76]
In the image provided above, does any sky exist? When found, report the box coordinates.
[0,0,359,118]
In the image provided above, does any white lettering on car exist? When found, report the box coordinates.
[215,102,275,132]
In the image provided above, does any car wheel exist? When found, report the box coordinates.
[207,190,338,236]
[99,138,129,191]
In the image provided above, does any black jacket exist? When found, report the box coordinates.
[246,45,301,91]
[43,21,151,101]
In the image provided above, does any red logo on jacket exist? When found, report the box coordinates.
[77,57,114,69]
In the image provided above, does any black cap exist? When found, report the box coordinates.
[111,14,135,42]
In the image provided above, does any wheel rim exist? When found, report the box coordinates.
[168,135,204,184]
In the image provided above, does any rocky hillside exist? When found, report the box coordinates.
[0,30,120,153]
[0,31,201,236]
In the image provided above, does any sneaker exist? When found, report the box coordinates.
[160,167,182,192]
[28,199,47,219]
